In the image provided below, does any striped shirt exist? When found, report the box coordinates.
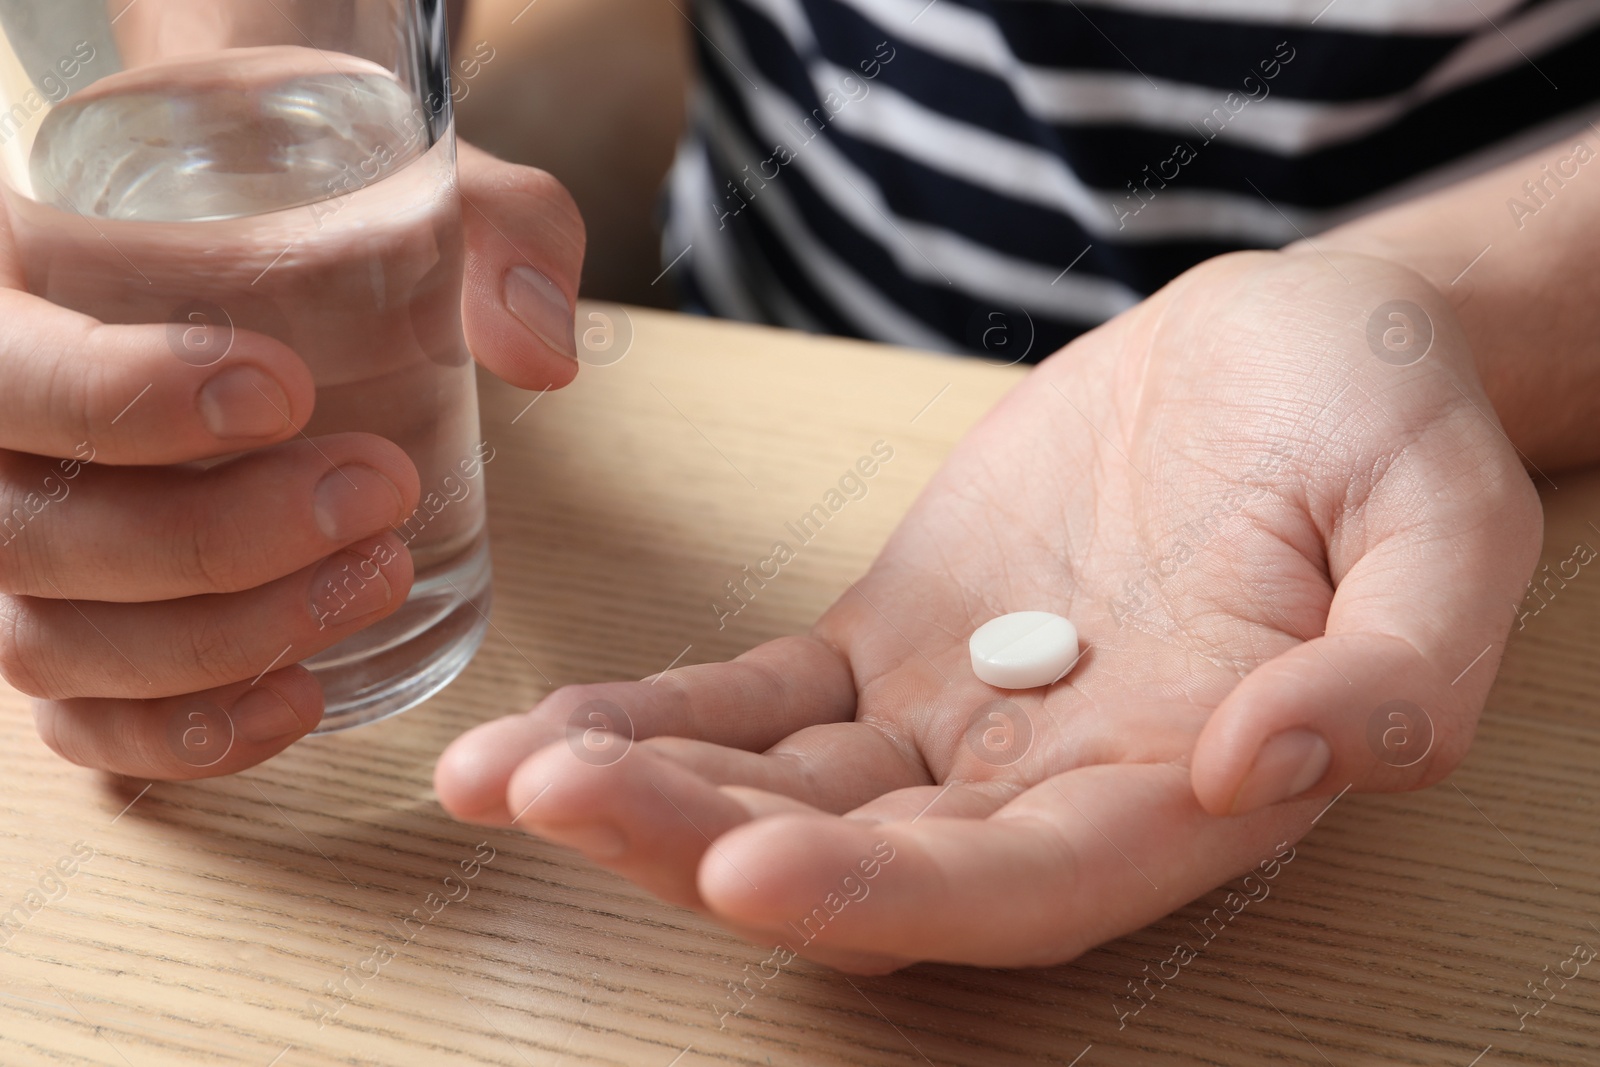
[661,0,1600,360]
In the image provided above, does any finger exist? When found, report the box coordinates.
[507,742,760,910]
[456,141,586,390]
[720,785,833,821]
[497,739,946,915]
[32,666,324,780]
[1190,421,1541,816]
[632,726,930,814]
[0,288,315,463]
[0,435,420,600]
[0,533,414,700]
[1188,612,1524,817]
[696,785,913,975]
[698,763,1312,968]
[435,635,857,824]
[845,780,1018,822]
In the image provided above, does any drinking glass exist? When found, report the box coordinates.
[0,0,491,732]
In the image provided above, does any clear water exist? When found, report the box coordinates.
[7,50,490,729]
[28,64,423,222]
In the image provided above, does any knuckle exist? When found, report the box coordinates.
[0,515,25,598]
[30,698,97,769]
[527,170,585,240]
[0,460,65,596]
[0,294,129,447]
[485,165,586,255]
[51,324,120,439]
[0,547,39,599]
[30,699,70,763]
[536,682,635,730]
[182,610,258,686]
[537,683,606,720]
[0,596,64,699]
[180,505,255,593]
[33,696,158,776]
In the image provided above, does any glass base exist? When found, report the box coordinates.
[306,538,492,733]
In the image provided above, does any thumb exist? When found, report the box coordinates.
[1191,406,1542,818]
[456,140,587,390]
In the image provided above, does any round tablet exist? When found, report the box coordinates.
[969,611,1080,690]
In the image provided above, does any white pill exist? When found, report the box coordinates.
[969,611,1080,690]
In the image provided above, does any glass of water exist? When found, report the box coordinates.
[0,0,491,731]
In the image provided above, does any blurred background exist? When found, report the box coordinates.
[456,0,689,308]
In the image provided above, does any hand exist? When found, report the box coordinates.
[1,142,584,779]
[435,250,1540,971]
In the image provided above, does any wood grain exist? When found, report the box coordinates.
[2,306,1598,1067]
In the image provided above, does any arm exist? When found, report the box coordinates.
[1312,130,1600,472]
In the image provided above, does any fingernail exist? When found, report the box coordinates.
[551,823,627,859]
[313,465,402,543]
[231,687,307,744]
[309,550,393,628]
[504,265,577,360]
[1231,729,1331,814]
[198,366,292,439]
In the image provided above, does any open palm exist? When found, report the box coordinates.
[435,250,1539,972]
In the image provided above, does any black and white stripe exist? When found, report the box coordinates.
[663,0,1600,358]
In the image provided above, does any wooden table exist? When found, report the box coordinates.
[3,305,1598,1067]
